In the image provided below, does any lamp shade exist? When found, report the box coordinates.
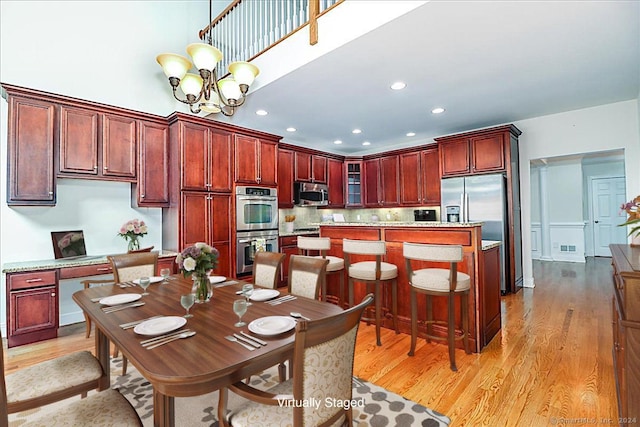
[186,43,222,71]
[180,73,204,98]
[156,53,193,79]
[218,78,242,101]
[229,62,259,87]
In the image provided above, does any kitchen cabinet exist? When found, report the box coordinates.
[180,191,232,277]
[345,161,363,207]
[58,106,137,181]
[399,147,440,206]
[364,155,399,207]
[294,151,327,183]
[438,131,507,177]
[326,158,344,207]
[234,135,277,186]
[179,121,232,193]
[277,148,295,208]
[5,94,56,206]
[136,120,170,207]
[6,270,58,347]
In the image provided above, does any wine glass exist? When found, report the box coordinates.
[139,276,151,296]
[181,293,195,318]
[242,283,254,306]
[160,268,171,283]
[233,299,248,327]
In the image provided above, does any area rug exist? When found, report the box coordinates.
[9,358,450,427]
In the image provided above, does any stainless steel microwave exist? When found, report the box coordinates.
[294,182,328,206]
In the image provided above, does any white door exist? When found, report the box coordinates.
[592,177,627,256]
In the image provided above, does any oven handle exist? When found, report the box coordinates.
[238,237,279,244]
[237,196,277,202]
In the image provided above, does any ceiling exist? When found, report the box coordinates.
[210,1,640,156]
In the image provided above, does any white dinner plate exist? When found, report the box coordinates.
[250,289,280,302]
[209,275,226,284]
[133,316,187,336]
[248,316,296,336]
[99,293,142,306]
[133,276,163,285]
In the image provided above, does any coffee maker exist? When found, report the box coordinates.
[445,205,460,222]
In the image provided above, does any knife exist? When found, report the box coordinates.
[239,331,267,346]
[119,315,162,329]
[140,329,192,346]
[233,333,262,347]
[102,302,145,313]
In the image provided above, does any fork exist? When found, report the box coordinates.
[225,335,255,351]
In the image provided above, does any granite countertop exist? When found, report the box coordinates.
[279,228,320,237]
[2,250,179,274]
[481,240,502,250]
[313,221,484,227]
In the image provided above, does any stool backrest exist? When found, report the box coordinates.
[403,243,463,262]
[297,236,331,251]
[342,239,386,255]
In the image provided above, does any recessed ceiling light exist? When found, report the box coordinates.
[256,109,268,116]
[286,127,296,132]
[406,132,416,137]
[362,141,371,146]
[390,82,406,90]
[333,140,343,145]
[431,107,445,114]
[352,129,362,134]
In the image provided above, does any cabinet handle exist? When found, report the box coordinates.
[104,166,108,170]
[51,292,56,297]
[93,166,98,170]
[97,268,111,272]
[141,194,145,198]
[25,278,44,283]
[49,192,54,195]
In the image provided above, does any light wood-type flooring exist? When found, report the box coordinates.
[3,258,618,426]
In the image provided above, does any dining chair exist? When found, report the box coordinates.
[1,334,142,426]
[287,255,329,300]
[296,236,345,305]
[218,293,374,427]
[404,242,471,371]
[343,238,398,346]
[253,251,285,289]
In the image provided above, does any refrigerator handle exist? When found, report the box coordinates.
[463,193,469,222]
[460,193,466,222]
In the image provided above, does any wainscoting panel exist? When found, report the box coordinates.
[531,222,541,260]
[549,222,586,263]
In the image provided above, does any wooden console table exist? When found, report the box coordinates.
[2,251,177,347]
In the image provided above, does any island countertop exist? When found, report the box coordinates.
[313,221,483,228]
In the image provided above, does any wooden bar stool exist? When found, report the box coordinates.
[297,236,345,305]
[404,242,471,371]
[343,238,398,346]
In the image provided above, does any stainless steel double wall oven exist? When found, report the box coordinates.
[235,186,279,275]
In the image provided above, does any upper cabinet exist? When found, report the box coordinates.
[294,151,327,183]
[5,94,56,206]
[136,120,170,207]
[234,135,278,186]
[326,158,344,207]
[364,155,400,207]
[399,147,440,206]
[277,148,295,208]
[345,161,363,207]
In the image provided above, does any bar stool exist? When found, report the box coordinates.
[403,242,471,371]
[297,236,345,305]
[343,239,398,346]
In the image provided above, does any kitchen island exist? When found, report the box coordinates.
[318,222,501,352]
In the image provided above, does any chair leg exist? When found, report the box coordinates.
[408,287,417,356]
[392,278,398,334]
[278,361,287,382]
[462,291,470,354]
[448,292,457,372]
[374,280,382,346]
[426,295,433,343]
[321,273,327,302]
[338,270,344,308]
[84,313,92,338]
[122,356,128,375]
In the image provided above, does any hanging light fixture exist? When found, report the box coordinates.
[156,0,259,116]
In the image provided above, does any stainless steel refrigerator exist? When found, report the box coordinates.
[441,173,520,293]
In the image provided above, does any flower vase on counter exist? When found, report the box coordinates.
[284,215,296,233]
[192,273,212,303]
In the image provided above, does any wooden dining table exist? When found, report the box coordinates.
[73,275,343,427]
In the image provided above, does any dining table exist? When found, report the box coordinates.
[73,274,344,427]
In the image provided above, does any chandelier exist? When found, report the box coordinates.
[156,1,259,116]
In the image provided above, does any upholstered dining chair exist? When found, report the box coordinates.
[287,255,329,300]
[296,236,345,304]
[403,242,471,371]
[253,251,285,289]
[217,293,374,427]
[343,239,398,346]
[1,335,142,426]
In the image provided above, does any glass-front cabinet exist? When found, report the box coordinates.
[345,161,362,207]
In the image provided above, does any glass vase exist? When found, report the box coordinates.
[127,237,140,252]
[192,273,212,303]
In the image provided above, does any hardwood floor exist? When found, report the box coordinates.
[3,258,618,426]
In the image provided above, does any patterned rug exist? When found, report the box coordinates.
[9,358,450,427]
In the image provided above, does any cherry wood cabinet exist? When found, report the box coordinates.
[345,161,363,207]
[364,155,399,207]
[277,148,295,208]
[326,157,344,207]
[136,120,170,207]
[399,147,440,206]
[234,135,278,186]
[438,130,508,177]
[294,151,327,183]
[5,94,56,206]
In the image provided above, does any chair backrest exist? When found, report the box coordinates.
[290,293,374,426]
[297,236,331,256]
[127,246,154,254]
[342,239,386,255]
[108,251,158,283]
[287,255,329,299]
[253,251,285,289]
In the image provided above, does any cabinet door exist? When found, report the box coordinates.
[181,122,209,191]
[400,152,421,205]
[9,286,58,338]
[421,148,441,205]
[440,138,470,177]
[471,134,505,173]
[258,139,278,186]
[278,149,295,208]
[180,192,209,248]
[208,129,233,192]
[234,135,259,184]
[59,106,99,175]
[7,97,56,205]
[138,120,170,206]
[363,159,380,206]
[326,158,344,207]
[102,114,137,179]
[294,151,312,182]
[345,161,363,207]
[209,194,232,276]
[312,155,327,183]
[380,155,399,206]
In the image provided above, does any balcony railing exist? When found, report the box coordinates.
[200,0,343,75]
